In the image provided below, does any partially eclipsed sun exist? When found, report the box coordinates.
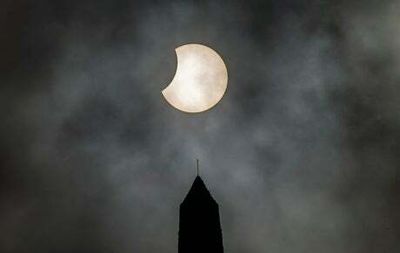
[162,44,228,113]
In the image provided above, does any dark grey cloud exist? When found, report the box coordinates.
[1,0,399,252]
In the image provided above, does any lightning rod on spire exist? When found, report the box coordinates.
[196,159,199,176]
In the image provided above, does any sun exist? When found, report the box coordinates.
[162,44,228,113]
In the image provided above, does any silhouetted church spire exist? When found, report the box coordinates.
[178,176,224,253]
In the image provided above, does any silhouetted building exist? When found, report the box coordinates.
[178,176,224,253]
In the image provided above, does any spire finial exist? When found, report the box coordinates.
[196,159,199,176]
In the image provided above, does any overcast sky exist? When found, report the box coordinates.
[1,0,400,252]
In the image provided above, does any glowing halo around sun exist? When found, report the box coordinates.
[162,44,228,113]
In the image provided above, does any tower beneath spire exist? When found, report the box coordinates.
[178,176,224,253]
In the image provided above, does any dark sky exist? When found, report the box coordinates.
[1,0,400,252]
